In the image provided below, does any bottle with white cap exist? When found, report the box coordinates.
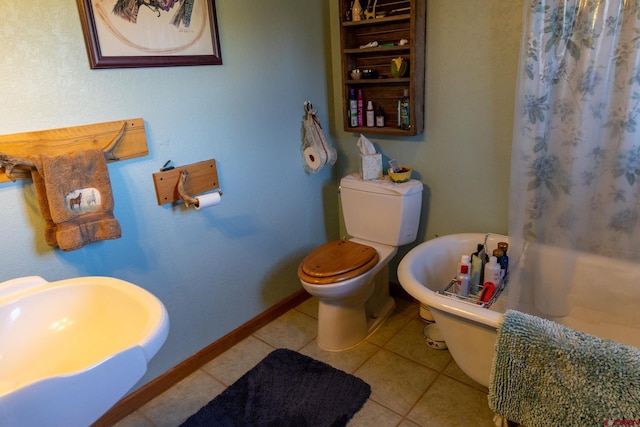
[366,100,375,127]
[456,255,471,297]
[484,256,502,288]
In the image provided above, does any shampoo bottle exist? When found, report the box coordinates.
[357,90,364,127]
[456,255,471,297]
[349,89,358,127]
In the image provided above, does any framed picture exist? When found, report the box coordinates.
[77,0,222,69]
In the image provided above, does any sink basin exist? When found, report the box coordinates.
[0,276,169,427]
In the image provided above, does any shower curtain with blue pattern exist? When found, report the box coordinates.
[508,0,640,316]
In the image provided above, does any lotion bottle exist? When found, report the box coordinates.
[484,256,502,288]
[456,255,471,297]
[366,101,375,127]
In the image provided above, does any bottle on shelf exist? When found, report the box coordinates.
[375,105,385,127]
[349,89,358,127]
[366,101,375,127]
[398,89,410,130]
[352,0,362,21]
[357,89,364,127]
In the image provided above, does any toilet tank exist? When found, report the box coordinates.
[340,174,423,246]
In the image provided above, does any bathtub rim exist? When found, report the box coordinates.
[397,232,507,329]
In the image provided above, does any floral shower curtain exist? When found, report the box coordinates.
[508,0,640,316]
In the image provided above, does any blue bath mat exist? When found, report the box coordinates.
[180,348,371,427]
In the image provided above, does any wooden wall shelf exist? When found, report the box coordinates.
[0,118,148,183]
[339,0,426,136]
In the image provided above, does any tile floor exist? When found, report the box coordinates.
[114,297,497,427]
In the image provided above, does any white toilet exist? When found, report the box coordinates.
[298,174,423,350]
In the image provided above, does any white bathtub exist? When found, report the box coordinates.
[397,233,640,388]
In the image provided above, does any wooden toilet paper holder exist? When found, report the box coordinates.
[152,159,220,206]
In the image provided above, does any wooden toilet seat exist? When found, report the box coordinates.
[298,240,379,284]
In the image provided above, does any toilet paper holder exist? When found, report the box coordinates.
[152,159,222,207]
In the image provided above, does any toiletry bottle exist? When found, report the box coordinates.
[349,89,358,127]
[492,248,504,277]
[366,101,375,127]
[470,244,486,294]
[357,90,364,127]
[399,89,410,130]
[375,105,385,127]
[498,242,509,282]
[459,254,471,276]
[456,255,471,297]
[492,248,503,261]
[352,0,362,21]
[484,256,502,288]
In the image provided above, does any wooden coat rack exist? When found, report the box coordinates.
[0,118,148,183]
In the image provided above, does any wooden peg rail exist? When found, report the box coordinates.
[0,118,148,183]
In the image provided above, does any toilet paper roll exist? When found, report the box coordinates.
[195,192,221,210]
[303,146,326,171]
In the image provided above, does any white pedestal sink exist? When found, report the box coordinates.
[0,276,169,427]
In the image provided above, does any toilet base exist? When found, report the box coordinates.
[316,296,395,351]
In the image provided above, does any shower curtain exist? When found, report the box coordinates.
[508,0,640,316]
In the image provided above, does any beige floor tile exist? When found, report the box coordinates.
[385,318,453,372]
[201,335,275,386]
[393,297,420,318]
[355,349,439,415]
[253,308,317,350]
[298,338,380,374]
[112,410,155,427]
[442,359,489,392]
[366,307,413,347]
[407,375,496,427]
[295,296,319,318]
[139,370,226,427]
[397,419,422,427]
[347,399,403,427]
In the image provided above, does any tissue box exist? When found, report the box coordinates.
[360,153,383,180]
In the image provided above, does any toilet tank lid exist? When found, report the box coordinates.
[341,174,423,196]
